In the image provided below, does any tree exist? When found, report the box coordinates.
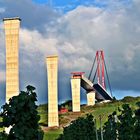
[0,85,44,140]
[0,132,8,140]
[58,103,140,140]
[118,104,135,140]
[57,114,96,140]
[133,102,140,140]
[103,111,118,140]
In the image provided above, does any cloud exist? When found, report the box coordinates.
[20,29,58,56]
[40,3,140,93]
[0,0,59,32]
[0,0,140,104]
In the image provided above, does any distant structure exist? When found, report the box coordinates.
[46,56,59,127]
[3,17,21,103]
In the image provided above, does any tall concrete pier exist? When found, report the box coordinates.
[71,72,83,112]
[3,17,21,102]
[46,56,59,127]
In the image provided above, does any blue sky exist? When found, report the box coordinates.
[33,0,132,11]
[33,0,94,12]
[0,0,140,106]
[33,0,90,5]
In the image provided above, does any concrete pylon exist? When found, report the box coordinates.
[46,56,59,127]
[87,91,95,106]
[71,78,81,112]
[3,17,21,103]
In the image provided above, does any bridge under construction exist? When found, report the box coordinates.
[71,50,113,112]
[2,17,113,127]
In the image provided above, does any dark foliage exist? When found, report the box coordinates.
[133,102,140,140]
[58,102,140,140]
[0,131,7,140]
[0,85,44,140]
[57,114,96,140]
[118,104,135,140]
[103,111,118,140]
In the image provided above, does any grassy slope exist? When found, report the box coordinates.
[0,97,139,140]
[43,129,62,140]
[39,96,140,140]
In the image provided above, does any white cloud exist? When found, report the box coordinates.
[45,3,140,91]
[20,29,58,54]
[16,2,140,91]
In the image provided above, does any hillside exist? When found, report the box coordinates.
[38,96,140,140]
[0,96,139,140]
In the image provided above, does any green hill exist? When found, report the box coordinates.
[1,96,139,140]
[38,96,140,140]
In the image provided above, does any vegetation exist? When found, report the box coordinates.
[38,104,48,126]
[44,129,62,140]
[57,102,140,140]
[0,85,44,140]
[38,96,140,128]
[57,114,96,140]
[38,96,140,140]
[0,95,140,140]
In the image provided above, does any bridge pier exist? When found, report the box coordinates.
[87,91,95,106]
[71,76,81,112]
[46,56,59,127]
